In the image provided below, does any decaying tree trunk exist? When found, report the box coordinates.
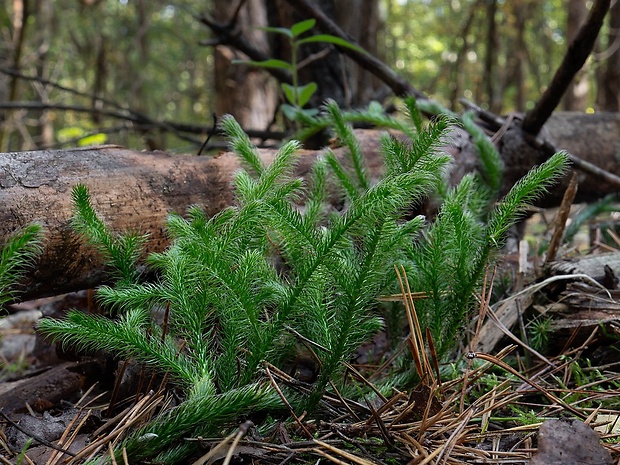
[2,111,620,301]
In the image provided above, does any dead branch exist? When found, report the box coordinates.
[460,98,620,189]
[0,101,286,148]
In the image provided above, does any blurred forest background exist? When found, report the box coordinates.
[0,0,618,153]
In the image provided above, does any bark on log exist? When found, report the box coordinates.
[1,111,620,300]
[0,362,83,414]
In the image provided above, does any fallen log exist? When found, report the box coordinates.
[1,145,246,300]
[0,133,385,301]
[1,112,620,301]
[0,362,83,414]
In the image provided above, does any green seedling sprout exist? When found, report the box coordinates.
[234,19,367,122]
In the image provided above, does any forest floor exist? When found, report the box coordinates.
[1,206,620,464]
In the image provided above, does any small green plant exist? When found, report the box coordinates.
[70,185,148,288]
[16,438,33,465]
[234,19,366,123]
[562,194,620,246]
[38,100,567,463]
[508,405,544,426]
[0,350,29,381]
[0,224,43,307]
[528,316,552,352]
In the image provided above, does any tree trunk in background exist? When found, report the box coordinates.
[333,0,383,106]
[33,0,54,148]
[484,0,500,113]
[0,0,31,151]
[563,0,589,111]
[213,0,278,129]
[599,1,620,111]
[513,2,528,111]
[132,0,162,150]
[449,4,477,110]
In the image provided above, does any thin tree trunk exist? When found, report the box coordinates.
[34,0,54,148]
[484,0,500,113]
[334,0,383,106]
[213,0,278,129]
[563,0,589,110]
[514,3,528,111]
[0,0,31,151]
[449,4,478,110]
[601,0,620,111]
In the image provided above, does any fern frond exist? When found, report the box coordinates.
[293,100,417,142]
[340,101,417,140]
[325,99,370,192]
[403,95,423,133]
[303,156,329,226]
[220,114,264,176]
[121,380,280,462]
[253,139,302,199]
[417,99,458,118]
[37,308,200,385]
[408,174,489,356]
[324,149,360,201]
[381,116,452,180]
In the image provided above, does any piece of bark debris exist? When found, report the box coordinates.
[530,419,613,465]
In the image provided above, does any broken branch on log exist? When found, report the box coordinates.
[460,98,620,190]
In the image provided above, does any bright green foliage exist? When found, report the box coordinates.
[488,152,568,247]
[406,149,568,357]
[38,101,568,463]
[0,224,43,307]
[295,98,419,143]
[234,19,366,123]
[39,105,448,462]
[404,96,424,133]
[71,185,148,288]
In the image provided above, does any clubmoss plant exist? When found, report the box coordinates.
[38,99,568,464]
[0,223,43,307]
[403,129,568,358]
[71,185,148,288]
